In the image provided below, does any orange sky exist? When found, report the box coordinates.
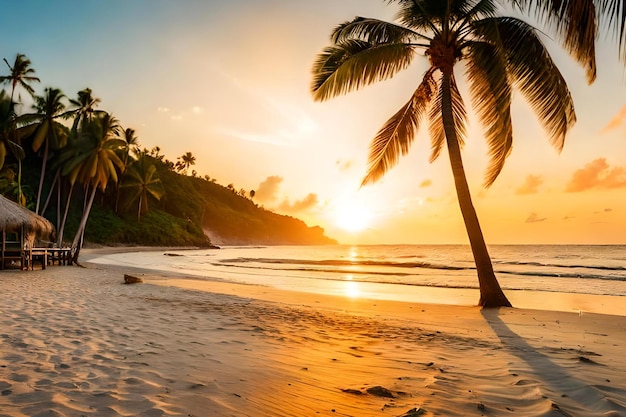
[2,1,626,244]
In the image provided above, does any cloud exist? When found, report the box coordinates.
[279,193,319,212]
[254,176,283,202]
[216,129,291,146]
[565,158,626,192]
[157,107,170,113]
[419,179,432,188]
[336,159,353,172]
[525,212,547,223]
[605,208,613,212]
[516,174,544,195]
[192,106,204,114]
[600,104,626,134]
[213,70,318,146]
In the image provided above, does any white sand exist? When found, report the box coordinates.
[1,257,625,416]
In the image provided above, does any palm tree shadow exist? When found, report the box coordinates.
[480,308,626,416]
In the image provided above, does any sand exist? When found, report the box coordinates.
[1,253,625,416]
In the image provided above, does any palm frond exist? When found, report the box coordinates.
[427,80,445,162]
[393,0,442,33]
[487,17,576,151]
[362,69,437,185]
[598,0,626,58]
[465,41,513,187]
[429,72,467,162]
[511,0,597,82]
[311,40,415,101]
[332,17,422,44]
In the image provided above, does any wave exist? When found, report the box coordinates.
[496,260,626,272]
[218,257,471,271]
[216,257,626,283]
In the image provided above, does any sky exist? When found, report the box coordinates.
[1,0,626,245]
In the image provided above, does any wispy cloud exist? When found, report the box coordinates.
[525,212,547,223]
[600,104,626,134]
[565,158,626,192]
[216,129,291,146]
[420,179,432,188]
[516,174,544,195]
[336,159,353,172]
[214,68,318,146]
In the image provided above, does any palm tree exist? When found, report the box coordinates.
[121,155,165,221]
[312,0,584,307]
[0,53,40,104]
[176,151,196,175]
[114,127,141,212]
[22,87,69,214]
[68,88,101,133]
[68,113,124,261]
[53,128,92,246]
[0,90,26,204]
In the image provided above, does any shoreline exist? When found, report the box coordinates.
[1,258,626,415]
[81,246,626,317]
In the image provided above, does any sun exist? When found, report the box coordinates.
[334,201,373,233]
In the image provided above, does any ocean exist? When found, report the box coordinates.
[87,244,626,304]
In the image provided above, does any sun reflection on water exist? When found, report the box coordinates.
[344,276,361,298]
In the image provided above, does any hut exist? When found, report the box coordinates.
[1,194,55,270]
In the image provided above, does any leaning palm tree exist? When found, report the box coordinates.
[0,53,40,104]
[68,113,124,261]
[312,0,585,307]
[121,155,165,221]
[22,87,70,214]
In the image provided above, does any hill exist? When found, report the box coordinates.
[30,155,336,247]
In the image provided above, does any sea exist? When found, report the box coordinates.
[87,244,626,309]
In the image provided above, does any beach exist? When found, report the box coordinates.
[1,252,625,416]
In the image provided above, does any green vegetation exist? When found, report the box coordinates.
[0,53,336,257]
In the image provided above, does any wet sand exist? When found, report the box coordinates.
[0,255,625,416]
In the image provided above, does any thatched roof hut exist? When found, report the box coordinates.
[0,194,54,240]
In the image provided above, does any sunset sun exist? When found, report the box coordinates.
[333,201,373,233]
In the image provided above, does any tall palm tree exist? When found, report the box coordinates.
[0,53,40,104]
[312,0,583,307]
[68,113,124,261]
[53,127,93,246]
[121,155,165,221]
[114,127,141,212]
[176,151,196,175]
[68,88,101,133]
[0,90,26,204]
[22,87,69,214]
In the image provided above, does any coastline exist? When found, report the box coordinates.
[81,247,626,317]
[0,249,625,416]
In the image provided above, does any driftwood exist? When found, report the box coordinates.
[123,274,143,284]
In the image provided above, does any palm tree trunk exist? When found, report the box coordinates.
[57,183,75,246]
[35,140,49,214]
[440,70,511,308]
[71,184,97,263]
[41,169,60,216]
[17,158,24,206]
[137,194,142,222]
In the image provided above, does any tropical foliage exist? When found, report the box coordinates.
[311,0,621,307]
[0,53,335,258]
